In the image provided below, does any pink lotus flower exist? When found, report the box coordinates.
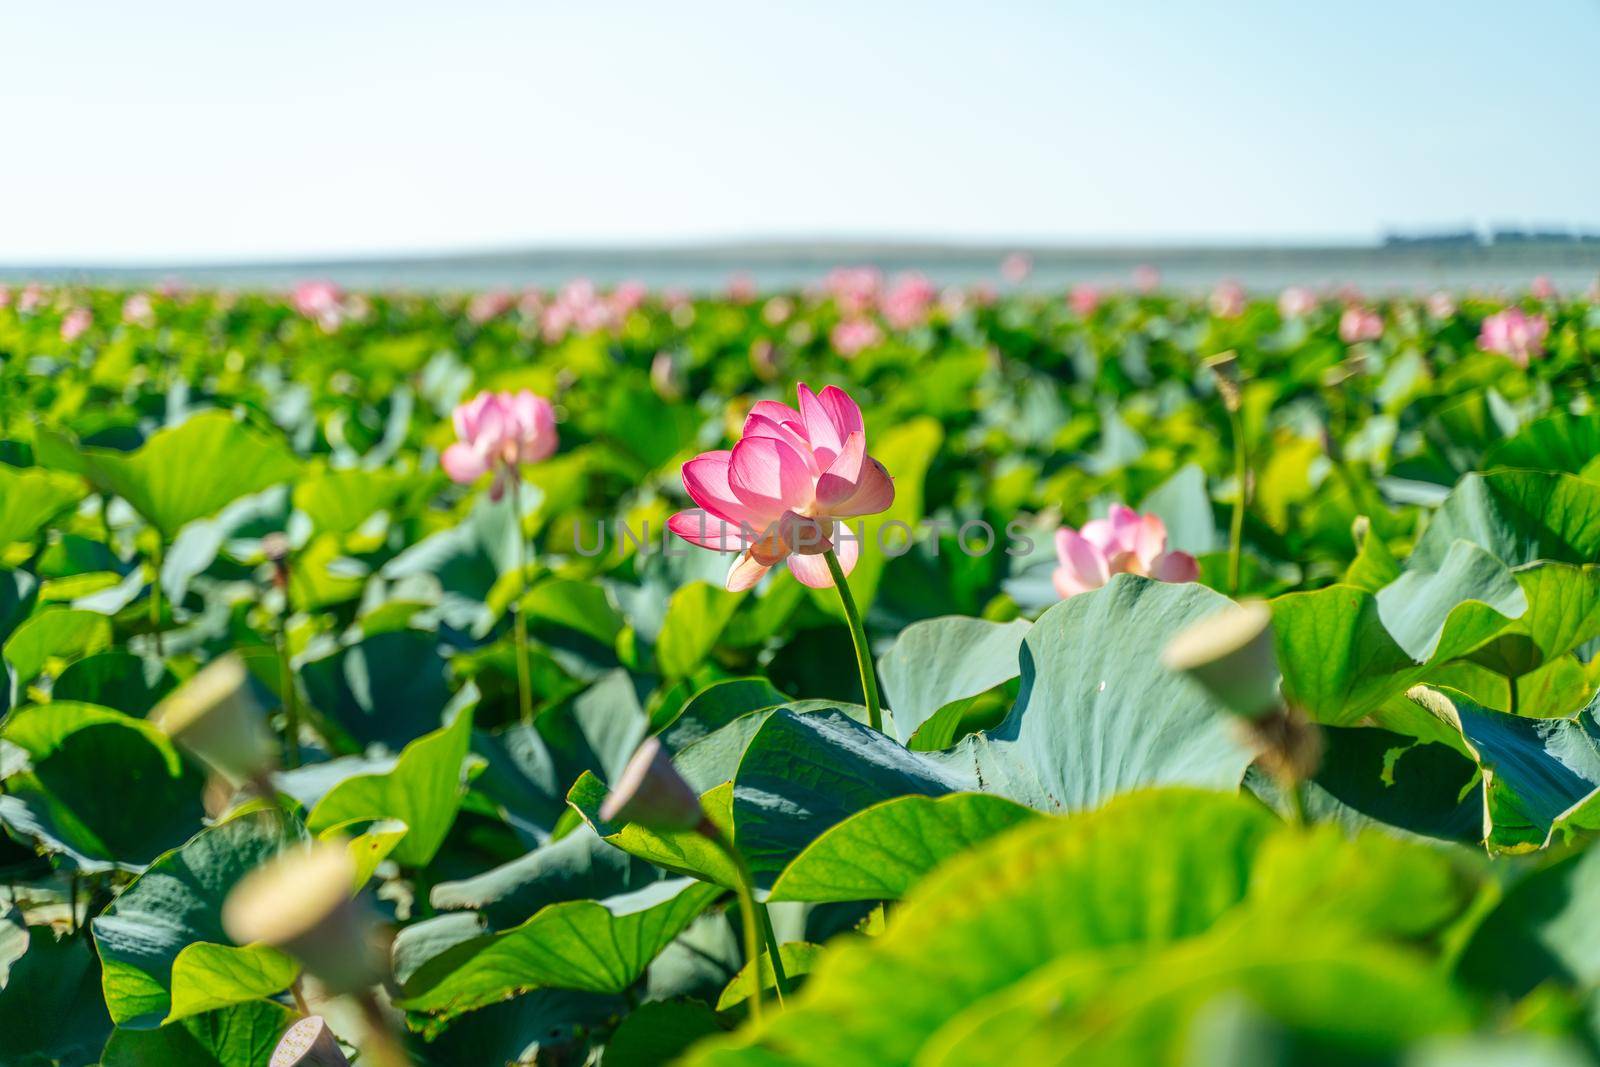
[1426,292,1456,320]
[1068,284,1101,317]
[667,383,895,591]
[831,317,882,357]
[1478,307,1548,367]
[1053,505,1198,599]
[880,272,937,330]
[611,280,649,316]
[60,307,92,342]
[1531,275,1557,301]
[1132,264,1162,293]
[441,390,558,500]
[1278,286,1317,319]
[1001,252,1032,284]
[18,285,44,314]
[1210,281,1247,319]
[122,293,155,326]
[1338,306,1384,344]
[726,273,757,304]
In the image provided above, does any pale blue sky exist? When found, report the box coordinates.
[3,1,1597,263]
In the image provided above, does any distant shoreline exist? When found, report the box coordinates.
[5,239,1598,293]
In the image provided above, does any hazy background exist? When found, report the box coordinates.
[3,1,1598,285]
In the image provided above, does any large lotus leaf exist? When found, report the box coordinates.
[1458,832,1600,999]
[606,997,729,1067]
[1407,686,1600,852]
[684,789,1275,1066]
[1293,728,1480,844]
[1483,409,1600,476]
[0,569,38,647]
[0,702,205,869]
[429,823,660,928]
[36,413,300,540]
[0,463,84,547]
[877,616,1031,746]
[292,464,425,537]
[1273,577,1518,726]
[406,987,624,1067]
[1495,563,1600,671]
[3,607,113,685]
[767,792,1038,902]
[306,700,474,867]
[656,581,745,678]
[944,575,1258,810]
[1374,540,1526,661]
[670,699,868,795]
[51,650,176,716]
[1137,462,1221,555]
[91,808,306,1027]
[0,928,113,1066]
[1408,470,1600,572]
[658,678,790,754]
[732,708,974,879]
[395,877,722,1020]
[298,628,456,749]
[99,1000,296,1067]
[919,924,1471,1067]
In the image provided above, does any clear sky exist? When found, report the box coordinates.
[3,1,1597,263]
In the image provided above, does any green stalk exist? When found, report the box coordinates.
[823,548,882,733]
[149,540,165,657]
[507,476,534,728]
[276,617,301,769]
[1225,405,1247,597]
[1284,780,1307,828]
[705,824,789,1010]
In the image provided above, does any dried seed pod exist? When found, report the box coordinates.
[1162,601,1281,720]
[599,737,704,832]
[151,654,278,787]
[222,842,384,996]
[271,1015,351,1067]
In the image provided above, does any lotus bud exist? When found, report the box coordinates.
[271,1015,350,1067]
[151,654,278,787]
[599,737,704,832]
[222,841,384,996]
[1201,351,1242,413]
[1162,601,1281,720]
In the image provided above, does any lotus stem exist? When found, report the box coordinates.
[1226,404,1247,597]
[701,821,788,1013]
[823,548,882,734]
[508,476,534,728]
[353,991,413,1067]
[149,540,165,657]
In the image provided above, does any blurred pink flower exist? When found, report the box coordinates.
[468,290,515,324]
[1001,252,1032,284]
[1068,284,1101,317]
[1426,292,1456,320]
[667,383,895,591]
[1338,306,1384,344]
[880,271,937,330]
[825,267,882,316]
[0,286,11,309]
[1132,264,1161,293]
[831,317,882,357]
[968,282,998,308]
[650,351,683,401]
[60,307,92,342]
[749,338,780,381]
[726,273,757,304]
[1210,281,1247,319]
[1531,275,1558,301]
[18,284,45,314]
[122,293,155,326]
[292,280,344,327]
[1478,307,1548,367]
[1053,505,1198,599]
[611,280,649,316]
[442,390,558,500]
[762,296,793,326]
[1278,286,1317,318]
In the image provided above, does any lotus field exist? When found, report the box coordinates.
[5,270,1600,1066]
